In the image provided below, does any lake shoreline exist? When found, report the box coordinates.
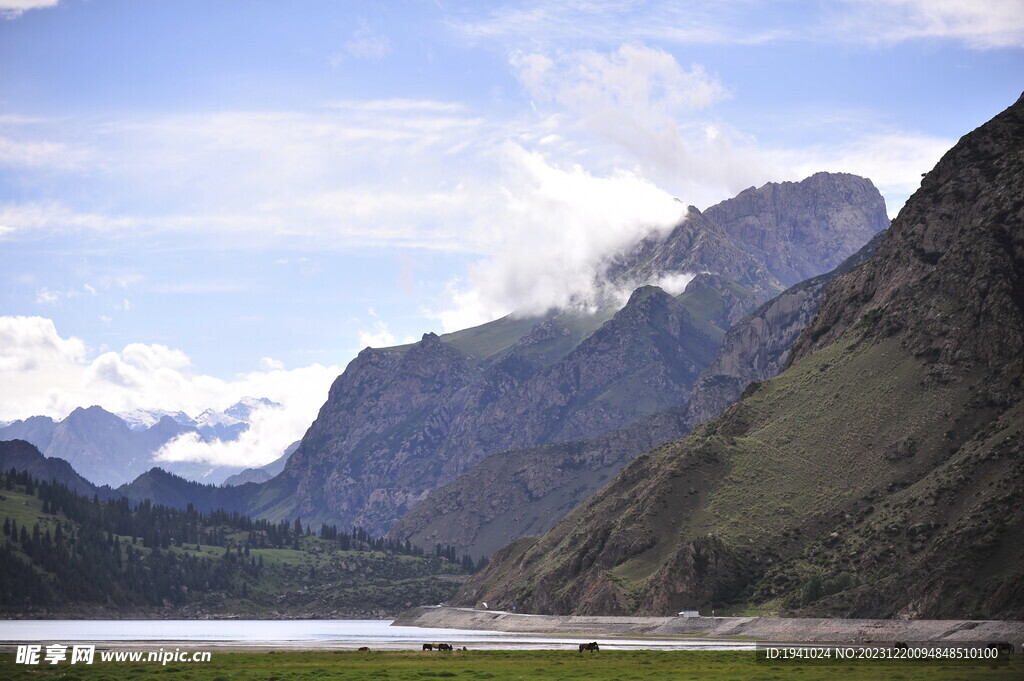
[393,606,1024,645]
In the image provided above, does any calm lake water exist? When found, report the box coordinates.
[0,620,753,651]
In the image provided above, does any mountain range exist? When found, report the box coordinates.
[454,93,1024,619]
[388,228,886,559]
[1,173,890,546]
[0,398,282,487]
[237,171,887,537]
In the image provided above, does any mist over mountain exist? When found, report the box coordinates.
[389,230,887,558]
[455,94,1024,620]
[250,172,888,536]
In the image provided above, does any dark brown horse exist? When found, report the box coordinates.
[357,647,370,652]
[424,643,453,651]
[578,642,600,652]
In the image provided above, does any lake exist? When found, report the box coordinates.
[0,620,753,651]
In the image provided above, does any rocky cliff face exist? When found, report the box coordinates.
[261,172,890,535]
[454,94,1024,620]
[388,408,690,559]
[282,285,732,533]
[682,229,886,429]
[610,172,889,300]
[391,233,887,559]
[702,172,890,287]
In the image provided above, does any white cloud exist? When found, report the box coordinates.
[448,2,790,48]
[343,25,392,61]
[259,357,285,371]
[833,0,1024,49]
[0,135,93,169]
[0,104,489,251]
[450,0,1024,50]
[34,287,62,305]
[0,316,341,467]
[0,0,59,20]
[358,320,399,348]
[510,44,779,206]
[432,144,686,331]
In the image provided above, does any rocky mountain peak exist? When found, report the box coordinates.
[454,94,1024,621]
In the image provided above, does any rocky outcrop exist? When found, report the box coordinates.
[390,236,885,559]
[388,407,691,558]
[454,94,1024,620]
[283,285,730,533]
[255,172,891,535]
[682,229,886,429]
[702,172,890,287]
[610,172,889,300]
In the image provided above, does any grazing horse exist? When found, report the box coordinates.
[893,642,909,650]
[357,647,370,652]
[424,643,452,651]
[578,642,600,653]
[988,642,1015,655]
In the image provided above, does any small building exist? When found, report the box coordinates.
[677,610,700,618]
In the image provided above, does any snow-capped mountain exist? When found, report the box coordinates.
[0,397,285,486]
[117,408,198,431]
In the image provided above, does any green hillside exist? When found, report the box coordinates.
[0,468,469,618]
[454,95,1024,620]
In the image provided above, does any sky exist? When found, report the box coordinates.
[1,0,1022,467]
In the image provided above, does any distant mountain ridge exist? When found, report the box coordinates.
[0,398,282,487]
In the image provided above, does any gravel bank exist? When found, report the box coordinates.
[394,607,1024,644]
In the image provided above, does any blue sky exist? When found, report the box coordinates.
[1,0,1022,464]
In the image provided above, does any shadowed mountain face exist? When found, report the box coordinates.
[454,95,1024,620]
[254,172,888,536]
[389,232,886,559]
[279,283,736,534]
[0,440,104,498]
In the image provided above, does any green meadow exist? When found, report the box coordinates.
[1,650,1020,681]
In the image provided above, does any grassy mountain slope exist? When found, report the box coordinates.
[391,236,884,561]
[279,280,740,535]
[454,94,1024,620]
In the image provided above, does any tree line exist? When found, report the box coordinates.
[0,467,482,611]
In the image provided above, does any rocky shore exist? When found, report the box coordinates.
[394,607,1024,645]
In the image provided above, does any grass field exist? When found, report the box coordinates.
[1,650,1020,681]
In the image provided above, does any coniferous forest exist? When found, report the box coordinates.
[0,468,482,618]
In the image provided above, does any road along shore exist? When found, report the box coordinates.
[393,606,1024,645]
